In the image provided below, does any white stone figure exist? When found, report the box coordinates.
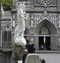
[14,2,26,47]
[17,2,25,34]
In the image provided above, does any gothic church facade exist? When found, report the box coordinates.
[0,0,60,63]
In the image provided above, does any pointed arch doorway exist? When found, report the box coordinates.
[35,19,57,50]
[39,25,51,50]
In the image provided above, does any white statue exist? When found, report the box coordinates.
[14,2,26,47]
[11,2,26,63]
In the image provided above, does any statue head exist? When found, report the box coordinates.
[18,2,25,13]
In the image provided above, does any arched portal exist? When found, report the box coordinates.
[35,19,57,50]
[39,25,51,50]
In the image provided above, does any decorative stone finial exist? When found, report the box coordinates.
[43,10,48,17]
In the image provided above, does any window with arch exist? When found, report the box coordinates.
[2,31,12,46]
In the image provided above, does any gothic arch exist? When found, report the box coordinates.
[39,16,57,28]
[35,19,57,50]
[35,19,57,35]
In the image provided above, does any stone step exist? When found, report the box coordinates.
[35,50,60,54]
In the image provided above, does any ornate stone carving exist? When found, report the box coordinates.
[14,2,26,46]
[38,0,53,5]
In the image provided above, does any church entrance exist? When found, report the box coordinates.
[39,25,51,50]
[39,36,51,50]
[35,19,57,50]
